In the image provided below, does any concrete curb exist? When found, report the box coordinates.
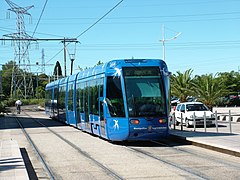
[169,134,240,158]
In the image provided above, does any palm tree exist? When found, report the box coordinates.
[218,71,238,94]
[171,69,195,102]
[192,74,228,109]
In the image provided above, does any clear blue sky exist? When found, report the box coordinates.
[1,0,240,76]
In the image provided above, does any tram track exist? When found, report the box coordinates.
[127,145,207,179]
[151,140,240,169]
[15,115,55,180]
[17,111,124,180]
[125,140,240,180]
[10,109,240,179]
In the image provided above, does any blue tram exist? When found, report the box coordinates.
[45,59,171,141]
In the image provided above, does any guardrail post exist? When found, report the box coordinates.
[215,111,218,133]
[229,110,232,134]
[181,113,183,131]
[193,112,196,131]
[173,113,176,130]
[204,111,206,132]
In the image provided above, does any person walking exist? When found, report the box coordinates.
[15,99,22,114]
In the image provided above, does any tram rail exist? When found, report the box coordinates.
[124,140,240,180]
[7,108,239,180]
[14,115,55,180]
[17,111,124,180]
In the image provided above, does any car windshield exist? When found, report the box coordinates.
[186,104,209,111]
[123,67,166,117]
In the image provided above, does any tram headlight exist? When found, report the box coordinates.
[159,119,167,124]
[130,119,140,125]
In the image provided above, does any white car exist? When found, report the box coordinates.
[174,102,215,127]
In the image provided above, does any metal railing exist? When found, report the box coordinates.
[171,110,239,134]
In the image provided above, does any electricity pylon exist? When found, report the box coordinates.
[3,0,34,99]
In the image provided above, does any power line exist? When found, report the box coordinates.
[30,11,240,21]
[0,26,66,37]
[46,0,124,64]
[22,17,240,26]
[68,39,240,48]
[32,0,48,37]
[2,10,239,38]
[76,0,124,38]
[0,38,77,41]
[42,0,239,9]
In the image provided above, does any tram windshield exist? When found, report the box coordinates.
[123,67,166,117]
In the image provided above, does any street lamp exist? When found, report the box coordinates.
[159,25,181,61]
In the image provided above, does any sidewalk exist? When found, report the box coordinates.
[0,140,29,180]
[169,122,240,157]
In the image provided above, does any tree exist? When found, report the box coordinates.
[53,61,63,78]
[94,60,104,66]
[77,65,84,71]
[33,73,49,99]
[1,61,15,98]
[217,71,238,94]
[170,69,195,102]
[192,74,229,109]
[216,71,240,106]
[77,60,104,71]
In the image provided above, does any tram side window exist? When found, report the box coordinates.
[106,76,125,117]
[89,80,100,115]
[77,78,103,117]
[80,84,84,113]
[54,87,58,107]
[59,86,66,110]
[76,83,81,112]
[99,79,104,119]
[89,82,93,114]
[68,83,73,111]
[84,83,89,122]
[45,89,51,107]
[99,79,103,97]
[76,82,84,113]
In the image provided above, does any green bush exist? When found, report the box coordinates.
[0,101,6,113]
[5,98,16,107]
[3,98,45,108]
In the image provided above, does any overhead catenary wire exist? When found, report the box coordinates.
[2,8,239,39]
[46,0,124,64]
[31,0,48,37]
[1,1,238,74]
[76,0,124,38]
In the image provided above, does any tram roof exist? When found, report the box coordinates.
[46,59,167,87]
